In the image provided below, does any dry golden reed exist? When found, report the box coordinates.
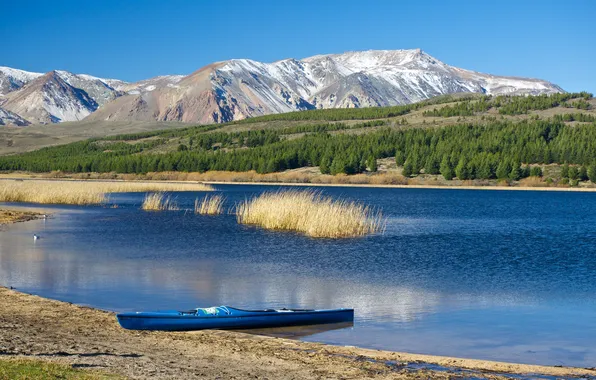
[236,190,385,238]
[0,180,213,205]
[141,192,179,211]
[194,194,225,215]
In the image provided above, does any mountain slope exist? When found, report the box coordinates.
[2,71,99,123]
[89,49,563,123]
[54,71,122,107]
[0,107,30,126]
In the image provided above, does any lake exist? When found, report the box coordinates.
[1,185,595,367]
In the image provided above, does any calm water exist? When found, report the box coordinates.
[1,185,595,367]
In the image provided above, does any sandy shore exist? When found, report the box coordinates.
[0,287,594,379]
[202,180,596,192]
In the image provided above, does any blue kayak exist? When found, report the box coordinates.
[116,306,354,331]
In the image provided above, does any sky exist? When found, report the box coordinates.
[2,0,595,92]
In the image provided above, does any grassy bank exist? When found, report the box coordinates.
[0,179,213,205]
[236,190,385,238]
[0,358,119,379]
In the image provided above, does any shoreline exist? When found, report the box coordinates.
[203,180,596,192]
[2,175,596,193]
[0,286,594,379]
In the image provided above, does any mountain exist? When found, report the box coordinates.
[0,67,123,124]
[0,66,43,96]
[1,71,100,123]
[1,49,564,125]
[87,49,563,123]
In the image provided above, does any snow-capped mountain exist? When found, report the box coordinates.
[2,71,100,123]
[53,71,122,107]
[88,49,563,123]
[0,66,43,96]
[1,49,564,125]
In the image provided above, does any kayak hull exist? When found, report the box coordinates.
[116,307,354,331]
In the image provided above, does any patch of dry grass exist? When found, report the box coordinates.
[0,209,43,225]
[0,180,213,205]
[194,194,225,215]
[236,190,385,238]
[518,176,548,187]
[141,192,179,211]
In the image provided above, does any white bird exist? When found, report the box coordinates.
[33,234,39,241]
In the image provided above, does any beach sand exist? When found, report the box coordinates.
[0,287,594,379]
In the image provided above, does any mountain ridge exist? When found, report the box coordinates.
[0,49,564,126]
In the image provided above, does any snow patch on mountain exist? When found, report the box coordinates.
[0,107,30,126]
[0,66,43,95]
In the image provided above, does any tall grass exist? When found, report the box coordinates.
[194,195,225,215]
[0,180,213,205]
[141,192,179,211]
[236,190,385,238]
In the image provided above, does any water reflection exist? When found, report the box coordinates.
[2,185,596,367]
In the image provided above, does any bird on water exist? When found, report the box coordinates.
[33,234,39,241]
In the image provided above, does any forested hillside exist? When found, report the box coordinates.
[1,92,595,186]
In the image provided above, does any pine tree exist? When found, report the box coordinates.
[509,165,522,181]
[424,155,440,175]
[440,156,454,180]
[402,159,414,177]
[319,155,331,174]
[367,156,378,172]
[568,166,578,180]
[588,163,596,183]
[561,162,569,178]
[496,161,511,180]
[578,166,588,181]
[455,157,469,180]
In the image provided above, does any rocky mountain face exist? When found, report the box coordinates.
[0,49,564,126]
[0,107,30,126]
[1,71,101,123]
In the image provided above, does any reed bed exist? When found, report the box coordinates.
[141,192,179,211]
[0,180,213,205]
[194,194,225,215]
[236,190,385,238]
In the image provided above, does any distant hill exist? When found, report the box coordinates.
[0,49,563,126]
[2,92,595,188]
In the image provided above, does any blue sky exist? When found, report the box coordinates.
[2,0,594,92]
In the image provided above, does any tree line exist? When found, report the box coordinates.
[2,119,596,183]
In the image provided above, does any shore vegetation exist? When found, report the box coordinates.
[0,180,212,205]
[141,192,179,211]
[236,190,384,238]
[194,194,225,215]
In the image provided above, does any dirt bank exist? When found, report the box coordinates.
[0,287,594,379]
[0,209,44,225]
